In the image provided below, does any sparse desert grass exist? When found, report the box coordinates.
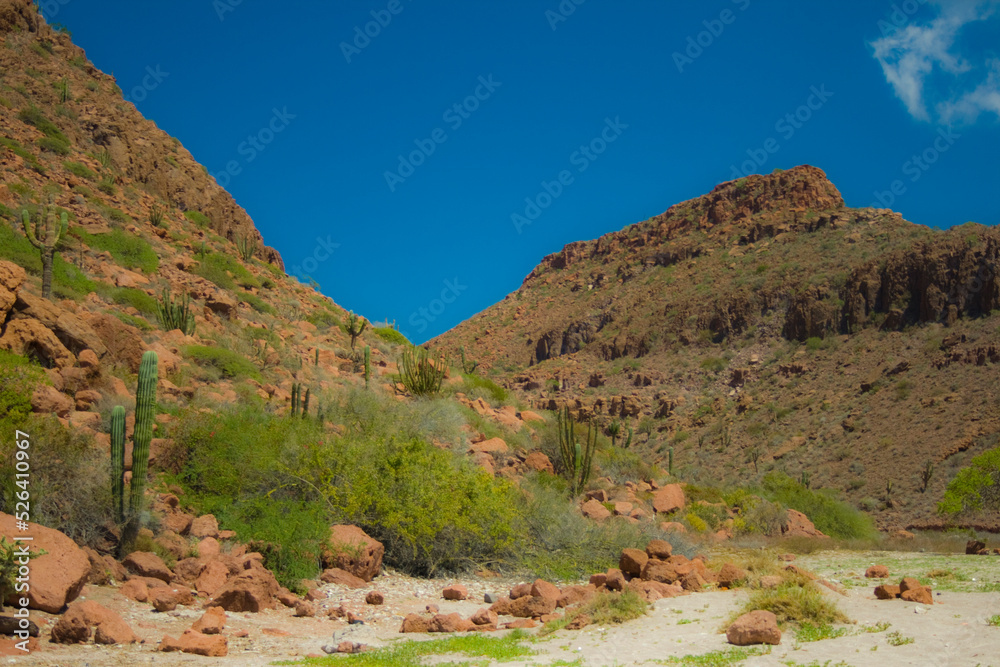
[656,646,771,666]
[795,622,850,642]
[730,583,849,628]
[886,630,915,646]
[541,589,649,635]
[283,629,533,666]
[987,614,1000,627]
[795,550,1000,593]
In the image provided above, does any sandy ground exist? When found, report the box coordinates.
[3,552,999,666]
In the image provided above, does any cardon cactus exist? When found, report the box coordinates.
[110,406,126,523]
[21,199,68,299]
[116,350,159,555]
[364,345,371,388]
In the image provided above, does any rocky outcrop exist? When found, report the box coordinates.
[0,514,90,613]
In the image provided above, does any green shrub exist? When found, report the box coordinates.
[939,446,1000,515]
[240,291,276,315]
[37,136,70,155]
[96,177,117,196]
[372,326,409,346]
[596,446,655,484]
[184,210,212,228]
[462,373,508,404]
[733,583,849,627]
[0,350,45,428]
[700,356,727,372]
[183,346,261,382]
[192,252,257,290]
[761,472,878,540]
[111,287,158,315]
[0,414,114,547]
[0,222,43,272]
[63,161,96,180]
[18,107,69,143]
[52,256,97,300]
[77,228,158,273]
[173,401,523,578]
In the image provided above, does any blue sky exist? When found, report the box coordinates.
[46,0,1000,342]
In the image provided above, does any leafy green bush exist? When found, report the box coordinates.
[63,161,96,180]
[77,228,158,273]
[18,107,69,144]
[52,256,97,300]
[240,291,276,315]
[172,399,523,579]
[192,252,257,290]
[37,136,70,155]
[735,583,849,627]
[0,350,45,429]
[0,222,43,272]
[939,447,1000,515]
[183,346,261,382]
[110,287,158,315]
[184,210,212,228]
[462,373,508,404]
[372,326,409,346]
[761,472,878,540]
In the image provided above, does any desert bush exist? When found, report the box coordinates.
[172,400,523,579]
[109,287,158,315]
[0,414,114,548]
[462,373,508,405]
[939,446,1000,515]
[514,473,692,580]
[240,291,276,315]
[183,345,262,382]
[77,228,158,273]
[372,326,409,346]
[63,161,96,180]
[192,251,257,290]
[733,583,849,627]
[183,210,212,228]
[761,472,878,540]
[596,446,656,484]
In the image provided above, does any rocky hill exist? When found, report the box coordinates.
[432,165,1000,530]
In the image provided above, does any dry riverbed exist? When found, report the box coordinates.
[4,550,999,666]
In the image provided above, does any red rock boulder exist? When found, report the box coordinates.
[50,601,137,645]
[322,525,384,582]
[726,610,782,646]
[0,514,90,613]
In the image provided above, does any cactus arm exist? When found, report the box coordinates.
[110,405,126,523]
[22,209,43,248]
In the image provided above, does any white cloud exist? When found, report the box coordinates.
[871,0,1000,122]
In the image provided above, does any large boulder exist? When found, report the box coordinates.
[0,318,75,369]
[782,510,828,538]
[210,561,280,612]
[82,312,144,371]
[321,525,384,582]
[652,485,686,514]
[12,292,107,357]
[0,260,25,319]
[580,499,611,521]
[0,514,89,613]
[50,601,137,645]
[160,629,228,656]
[619,548,648,577]
[122,551,172,583]
[726,610,782,646]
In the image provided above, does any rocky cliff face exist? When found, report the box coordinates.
[0,0,282,268]
[433,165,1000,530]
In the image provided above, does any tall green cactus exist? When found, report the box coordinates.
[395,346,446,395]
[110,406,126,523]
[364,345,371,389]
[557,406,596,497]
[668,447,674,475]
[302,387,310,418]
[344,311,367,350]
[156,288,195,335]
[21,199,68,299]
[291,383,300,416]
[116,351,159,555]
